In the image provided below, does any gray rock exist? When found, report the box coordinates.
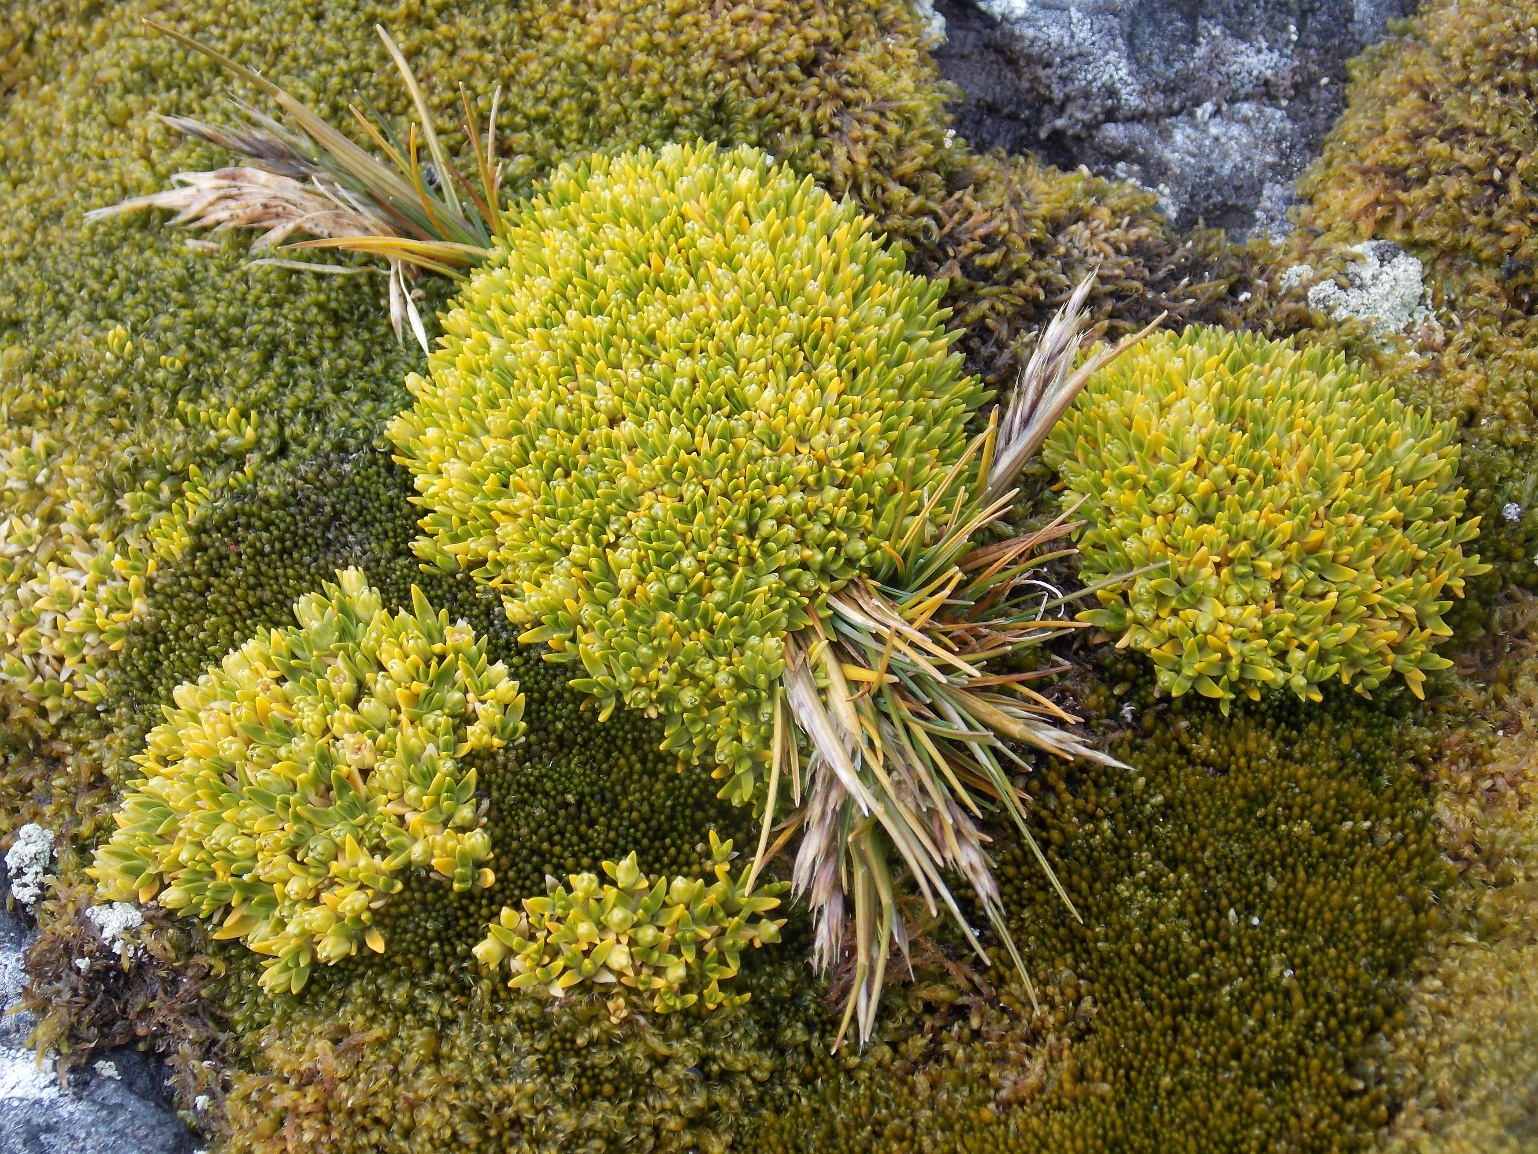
[930,0,1418,235]
[1,864,196,1154]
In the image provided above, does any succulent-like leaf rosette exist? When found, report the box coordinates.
[90,569,525,994]
[474,831,787,1015]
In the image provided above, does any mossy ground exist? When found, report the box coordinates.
[747,690,1448,1153]
[1376,589,1538,1153]
[1292,0,1538,590]
[206,646,1029,1151]
[0,1,1529,1151]
[212,660,817,1152]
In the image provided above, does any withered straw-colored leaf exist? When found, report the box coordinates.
[87,167,390,251]
[779,273,1154,1050]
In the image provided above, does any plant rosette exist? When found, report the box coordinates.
[90,569,526,994]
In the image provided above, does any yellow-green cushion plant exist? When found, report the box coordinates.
[90,569,525,993]
[388,140,984,804]
[0,424,159,733]
[474,831,787,1014]
[1044,326,1486,709]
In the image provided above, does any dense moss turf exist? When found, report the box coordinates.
[1295,0,1538,589]
[749,693,1447,1153]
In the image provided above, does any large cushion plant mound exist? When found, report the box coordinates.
[389,140,984,804]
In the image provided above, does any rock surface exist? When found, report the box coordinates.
[930,0,1418,235]
[0,866,196,1154]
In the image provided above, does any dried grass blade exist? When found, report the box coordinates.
[998,312,1166,495]
[375,26,463,219]
[784,657,877,817]
[244,257,375,275]
[747,686,786,891]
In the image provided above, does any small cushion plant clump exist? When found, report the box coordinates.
[0,422,159,735]
[90,568,526,994]
[1045,327,1485,709]
[388,140,984,806]
[474,832,787,1014]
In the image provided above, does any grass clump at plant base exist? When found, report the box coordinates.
[1292,0,1538,589]
[1044,326,1485,710]
[389,140,984,805]
[746,692,1448,1153]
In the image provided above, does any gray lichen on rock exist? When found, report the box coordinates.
[1282,240,1434,336]
[931,0,1419,234]
[4,824,55,912]
[1308,241,1434,335]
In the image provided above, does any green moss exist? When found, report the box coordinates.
[1044,326,1484,708]
[747,694,1446,1152]
[914,151,1266,390]
[1379,590,1538,1153]
[0,0,98,104]
[218,959,826,1153]
[1293,0,1538,589]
